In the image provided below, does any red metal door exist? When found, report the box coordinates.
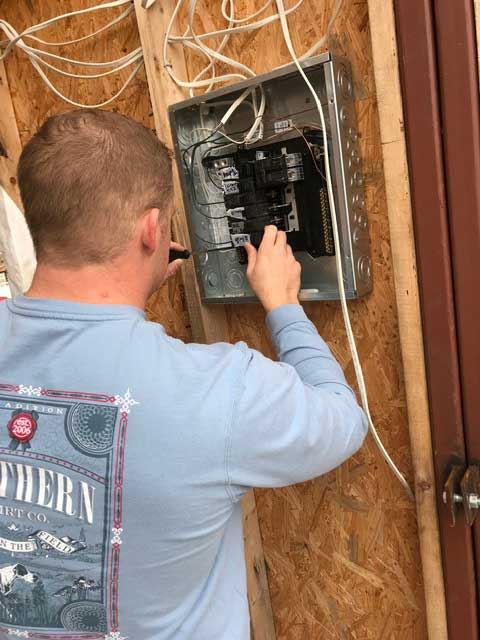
[395,0,480,637]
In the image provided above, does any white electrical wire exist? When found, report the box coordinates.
[163,0,245,89]
[273,0,414,499]
[164,0,267,145]
[187,0,235,97]
[162,0,339,92]
[299,0,344,60]
[166,0,306,44]
[0,22,142,68]
[0,0,132,60]
[22,49,142,81]
[220,0,272,25]
[0,18,143,81]
[0,0,144,108]
[162,0,344,146]
[21,5,134,48]
[31,58,144,109]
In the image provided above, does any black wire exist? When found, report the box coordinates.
[181,125,251,209]
[206,167,223,190]
[194,138,293,223]
[181,125,250,169]
[180,131,220,205]
[182,121,327,253]
[183,141,225,208]
[196,210,230,220]
[184,124,325,241]
[181,129,218,155]
[200,143,233,166]
[182,140,242,219]
[187,127,322,224]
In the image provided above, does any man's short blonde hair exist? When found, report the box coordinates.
[18,109,173,267]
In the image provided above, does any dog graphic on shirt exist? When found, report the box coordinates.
[0,563,39,595]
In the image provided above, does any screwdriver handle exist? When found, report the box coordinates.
[168,248,191,263]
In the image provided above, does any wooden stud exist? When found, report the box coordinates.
[367,1,448,638]
[132,2,227,344]
[242,491,276,640]
[133,2,276,638]
[0,61,22,209]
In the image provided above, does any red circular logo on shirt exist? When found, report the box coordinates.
[7,412,37,444]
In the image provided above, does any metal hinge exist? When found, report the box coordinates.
[443,464,480,527]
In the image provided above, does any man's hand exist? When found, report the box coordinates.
[244,226,301,312]
[165,241,188,280]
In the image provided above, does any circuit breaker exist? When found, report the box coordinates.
[169,52,372,303]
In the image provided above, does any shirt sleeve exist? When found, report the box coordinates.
[225,304,368,501]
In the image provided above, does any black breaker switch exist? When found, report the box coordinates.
[204,137,335,259]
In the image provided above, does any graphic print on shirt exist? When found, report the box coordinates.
[0,383,137,639]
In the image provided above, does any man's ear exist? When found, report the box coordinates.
[140,208,160,254]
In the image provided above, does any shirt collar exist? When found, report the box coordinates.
[7,295,145,321]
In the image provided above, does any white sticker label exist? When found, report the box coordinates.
[231,233,251,247]
[274,118,292,132]
[223,181,239,194]
[218,167,239,179]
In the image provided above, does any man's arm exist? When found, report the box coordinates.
[224,227,367,501]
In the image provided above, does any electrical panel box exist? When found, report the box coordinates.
[169,52,372,303]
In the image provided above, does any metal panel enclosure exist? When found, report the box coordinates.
[169,53,372,303]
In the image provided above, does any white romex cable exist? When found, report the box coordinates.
[0,0,132,59]
[0,0,144,108]
[162,0,341,144]
[274,0,414,499]
[163,0,266,144]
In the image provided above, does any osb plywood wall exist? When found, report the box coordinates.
[2,1,427,637]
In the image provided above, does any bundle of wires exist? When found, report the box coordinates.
[161,0,414,498]
[162,0,343,145]
[0,0,144,108]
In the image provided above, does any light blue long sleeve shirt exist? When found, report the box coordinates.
[0,296,366,639]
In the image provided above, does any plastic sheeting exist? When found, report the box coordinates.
[0,186,35,295]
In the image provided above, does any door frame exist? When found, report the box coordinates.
[394,0,480,637]
[433,0,480,601]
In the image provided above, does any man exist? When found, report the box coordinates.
[0,110,366,639]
